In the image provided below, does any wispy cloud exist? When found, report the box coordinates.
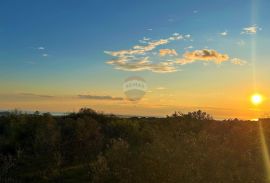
[184,34,191,39]
[241,25,262,35]
[176,49,229,65]
[156,87,166,90]
[105,34,183,57]
[35,46,49,57]
[78,94,124,101]
[20,93,55,98]
[105,33,246,73]
[37,46,45,50]
[139,37,151,44]
[184,45,194,50]
[159,49,178,56]
[236,40,245,46]
[105,33,189,73]
[107,57,177,73]
[219,31,228,36]
[230,58,247,65]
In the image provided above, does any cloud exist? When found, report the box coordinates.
[105,34,244,73]
[105,33,185,58]
[185,34,191,39]
[236,40,245,46]
[20,93,55,98]
[219,31,228,36]
[42,54,48,57]
[241,25,262,35]
[78,95,124,101]
[177,49,229,64]
[184,45,193,50]
[139,37,151,44]
[193,10,198,14]
[156,87,166,90]
[143,37,151,41]
[230,58,247,65]
[175,58,194,65]
[105,39,167,57]
[105,33,189,73]
[107,57,177,73]
[176,49,247,67]
[37,47,45,50]
[159,49,178,56]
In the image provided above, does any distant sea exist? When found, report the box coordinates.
[0,110,66,116]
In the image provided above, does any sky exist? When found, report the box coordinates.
[1,0,270,119]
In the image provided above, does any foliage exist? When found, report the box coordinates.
[0,109,268,182]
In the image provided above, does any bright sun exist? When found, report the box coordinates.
[251,94,263,105]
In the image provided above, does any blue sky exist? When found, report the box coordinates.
[1,0,270,119]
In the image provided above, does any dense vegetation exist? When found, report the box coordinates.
[0,108,269,183]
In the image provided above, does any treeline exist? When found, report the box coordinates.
[0,108,269,183]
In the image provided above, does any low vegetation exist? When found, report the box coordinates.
[0,108,269,183]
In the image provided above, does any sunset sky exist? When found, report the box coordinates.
[1,0,270,119]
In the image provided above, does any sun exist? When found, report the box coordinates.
[251,94,263,105]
